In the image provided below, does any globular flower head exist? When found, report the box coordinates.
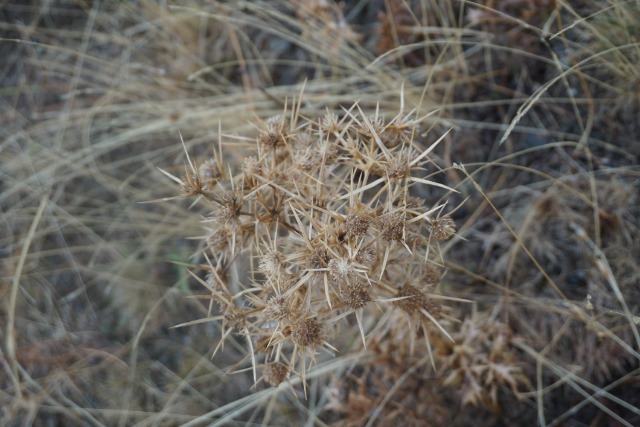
[291,317,324,348]
[262,362,289,387]
[430,215,456,241]
[344,203,373,238]
[304,246,329,270]
[394,284,428,314]
[264,295,289,321]
[198,158,222,189]
[259,249,287,280]
[340,281,371,310]
[215,191,243,224]
[328,257,356,281]
[258,115,288,149]
[379,211,405,242]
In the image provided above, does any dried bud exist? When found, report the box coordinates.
[328,257,355,281]
[385,151,411,180]
[293,147,315,171]
[181,171,205,197]
[340,282,371,310]
[355,244,377,266]
[199,158,222,189]
[306,247,329,270]
[431,216,456,240]
[265,296,289,321]
[320,111,343,133]
[345,205,372,238]
[215,192,242,223]
[379,211,405,242]
[258,115,287,149]
[404,196,425,210]
[242,156,262,189]
[394,284,428,314]
[259,250,287,279]
[381,124,412,148]
[291,318,324,347]
[207,226,231,252]
[263,362,289,387]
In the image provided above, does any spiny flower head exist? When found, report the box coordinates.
[259,249,287,279]
[328,257,357,281]
[340,281,371,310]
[291,317,324,348]
[430,215,456,241]
[344,203,373,238]
[264,295,289,321]
[394,283,429,314]
[262,362,289,387]
[379,211,405,242]
[198,158,222,189]
[257,115,288,149]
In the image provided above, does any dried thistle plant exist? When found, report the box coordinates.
[164,92,460,394]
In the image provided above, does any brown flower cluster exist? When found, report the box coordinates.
[169,96,459,391]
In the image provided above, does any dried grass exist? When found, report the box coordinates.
[1,0,639,425]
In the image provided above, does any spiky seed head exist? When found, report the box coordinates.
[199,158,222,189]
[358,115,384,141]
[424,266,441,286]
[404,195,425,210]
[340,282,371,310]
[394,284,428,314]
[216,192,242,223]
[328,257,354,281]
[306,246,329,270]
[258,115,287,149]
[385,152,410,180]
[293,147,315,171]
[259,250,286,279]
[381,125,411,148]
[431,216,456,240]
[291,318,324,347]
[243,157,260,171]
[379,211,405,242]
[263,362,289,387]
[320,111,342,133]
[345,206,372,238]
[381,114,418,148]
[355,244,377,266]
[265,295,289,320]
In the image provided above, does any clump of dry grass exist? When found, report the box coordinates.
[2,0,640,426]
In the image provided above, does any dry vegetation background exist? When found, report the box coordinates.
[1,0,639,426]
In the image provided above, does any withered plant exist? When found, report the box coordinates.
[165,91,462,394]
